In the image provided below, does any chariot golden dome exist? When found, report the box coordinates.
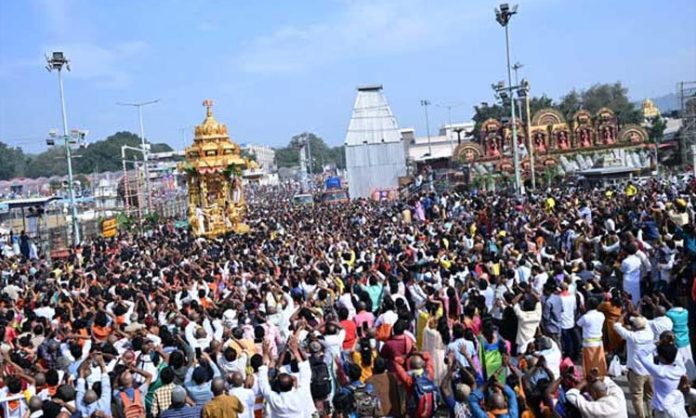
[642,98,660,120]
[195,99,229,139]
[184,99,246,171]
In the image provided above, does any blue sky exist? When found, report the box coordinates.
[1,0,694,153]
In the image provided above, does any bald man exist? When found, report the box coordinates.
[28,396,44,418]
[468,379,519,418]
[202,377,244,418]
[566,376,628,418]
[649,305,673,342]
[227,372,255,418]
[76,355,111,418]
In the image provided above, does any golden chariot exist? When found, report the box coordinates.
[179,100,256,237]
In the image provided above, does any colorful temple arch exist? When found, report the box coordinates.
[460,106,652,179]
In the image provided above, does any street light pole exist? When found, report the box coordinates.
[436,102,465,155]
[117,99,159,214]
[496,3,522,195]
[512,62,525,129]
[521,79,536,189]
[46,52,80,246]
[420,100,432,156]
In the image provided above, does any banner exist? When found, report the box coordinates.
[102,218,117,238]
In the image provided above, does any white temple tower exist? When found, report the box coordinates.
[344,84,407,198]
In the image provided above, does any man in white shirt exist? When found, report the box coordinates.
[258,336,316,418]
[337,292,356,319]
[621,242,643,304]
[576,298,606,375]
[321,321,345,360]
[513,292,542,356]
[636,343,686,418]
[228,372,256,418]
[558,283,579,360]
[407,279,428,310]
[480,280,495,312]
[34,301,55,320]
[566,375,627,418]
[648,305,673,343]
[614,314,655,418]
[531,265,549,295]
[535,336,562,380]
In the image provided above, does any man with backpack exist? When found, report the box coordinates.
[392,352,439,418]
[307,341,333,415]
[333,363,381,418]
[114,366,153,418]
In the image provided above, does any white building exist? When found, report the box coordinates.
[241,144,276,172]
[403,122,475,161]
[344,85,408,198]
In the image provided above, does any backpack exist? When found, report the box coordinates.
[409,373,440,418]
[309,356,332,400]
[353,384,381,417]
[333,383,381,418]
[120,390,145,418]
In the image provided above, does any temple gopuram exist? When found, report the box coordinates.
[453,107,652,181]
[180,100,254,237]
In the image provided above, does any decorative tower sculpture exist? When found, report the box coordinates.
[180,100,251,237]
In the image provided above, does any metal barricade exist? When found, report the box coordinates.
[0,394,26,418]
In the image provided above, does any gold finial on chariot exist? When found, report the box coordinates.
[202,99,214,117]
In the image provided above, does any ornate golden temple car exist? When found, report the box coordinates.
[179,100,251,237]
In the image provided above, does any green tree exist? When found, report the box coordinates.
[647,115,667,144]
[558,90,583,121]
[329,145,346,169]
[0,142,27,180]
[558,83,641,124]
[274,144,300,168]
[25,147,67,178]
[528,95,555,117]
[275,132,344,172]
[20,131,174,178]
[581,82,641,124]
[74,131,173,174]
[472,103,506,135]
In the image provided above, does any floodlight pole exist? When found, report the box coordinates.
[46,52,80,246]
[117,100,159,214]
[512,63,525,129]
[496,4,522,195]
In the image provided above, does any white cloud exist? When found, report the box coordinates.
[236,0,486,75]
[43,41,148,88]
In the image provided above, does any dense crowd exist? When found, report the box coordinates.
[0,175,695,418]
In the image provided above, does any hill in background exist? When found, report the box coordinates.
[0,131,172,180]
